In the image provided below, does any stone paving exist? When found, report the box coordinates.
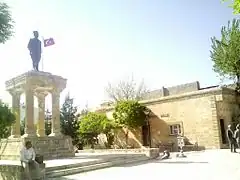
[49,149,240,180]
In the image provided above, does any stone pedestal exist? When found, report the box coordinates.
[1,71,75,160]
[0,136,74,160]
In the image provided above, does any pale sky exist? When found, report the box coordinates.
[0,0,237,109]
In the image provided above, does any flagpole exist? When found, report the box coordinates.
[41,36,44,72]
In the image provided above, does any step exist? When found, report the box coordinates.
[46,154,145,172]
[46,155,149,178]
[46,159,106,172]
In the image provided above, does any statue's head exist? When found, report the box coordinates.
[33,31,39,38]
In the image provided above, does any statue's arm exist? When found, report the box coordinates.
[27,39,32,51]
[40,41,42,53]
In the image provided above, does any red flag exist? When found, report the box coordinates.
[43,38,55,47]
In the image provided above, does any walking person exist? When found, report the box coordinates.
[227,124,237,153]
[234,124,240,148]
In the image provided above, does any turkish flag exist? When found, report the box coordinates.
[43,38,55,47]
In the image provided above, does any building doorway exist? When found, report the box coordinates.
[220,119,227,144]
[142,125,150,146]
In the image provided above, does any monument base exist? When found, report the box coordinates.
[0,136,75,160]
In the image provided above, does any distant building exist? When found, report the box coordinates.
[96,81,236,151]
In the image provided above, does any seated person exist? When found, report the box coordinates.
[161,150,170,160]
[20,141,40,180]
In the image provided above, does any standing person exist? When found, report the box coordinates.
[234,124,240,148]
[20,141,40,180]
[227,124,237,153]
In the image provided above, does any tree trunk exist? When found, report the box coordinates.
[236,74,240,93]
[125,129,129,148]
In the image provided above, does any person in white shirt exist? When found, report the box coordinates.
[20,141,40,180]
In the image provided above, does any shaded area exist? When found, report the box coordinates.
[72,153,144,159]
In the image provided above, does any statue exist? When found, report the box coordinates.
[28,31,42,71]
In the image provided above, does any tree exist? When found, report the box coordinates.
[78,112,103,148]
[60,94,79,145]
[113,100,148,145]
[0,101,15,138]
[105,76,148,102]
[210,19,240,91]
[100,115,118,148]
[78,112,117,148]
[223,0,240,14]
[0,2,14,44]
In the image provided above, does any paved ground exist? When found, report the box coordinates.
[50,149,240,180]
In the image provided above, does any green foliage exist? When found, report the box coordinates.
[0,101,15,138]
[78,112,103,148]
[210,19,240,89]
[113,100,148,129]
[79,112,105,135]
[60,94,79,145]
[223,0,240,14]
[79,112,116,148]
[0,2,14,44]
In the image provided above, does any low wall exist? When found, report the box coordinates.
[0,161,45,180]
[0,163,22,180]
[0,136,75,160]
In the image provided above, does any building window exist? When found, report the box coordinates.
[169,124,181,135]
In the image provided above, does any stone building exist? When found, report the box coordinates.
[97,81,239,151]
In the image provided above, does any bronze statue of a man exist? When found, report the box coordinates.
[27,31,42,71]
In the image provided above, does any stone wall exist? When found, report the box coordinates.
[23,136,75,160]
[0,136,75,161]
[147,92,221,149]
[215,89,239,147]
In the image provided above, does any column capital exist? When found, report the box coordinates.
[35,92,48,99]
[8,90,22,97]
[50,88,63,95]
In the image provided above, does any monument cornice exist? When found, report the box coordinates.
[5,71,67,93]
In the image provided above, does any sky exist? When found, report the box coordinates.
[0,0,238,110]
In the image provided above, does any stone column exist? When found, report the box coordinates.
[49,89,62,136]
[36,93,46,137]
[23,88,36,137]
[8,91,21,138]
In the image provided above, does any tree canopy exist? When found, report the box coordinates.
[78,111,117,148]
[0,2,14,44]
[0,101,15,138]
[105,76,148,102]
[79,112,108,135]
[223,0,240,14]
[113,100,148,129]
[210,19,240,90]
